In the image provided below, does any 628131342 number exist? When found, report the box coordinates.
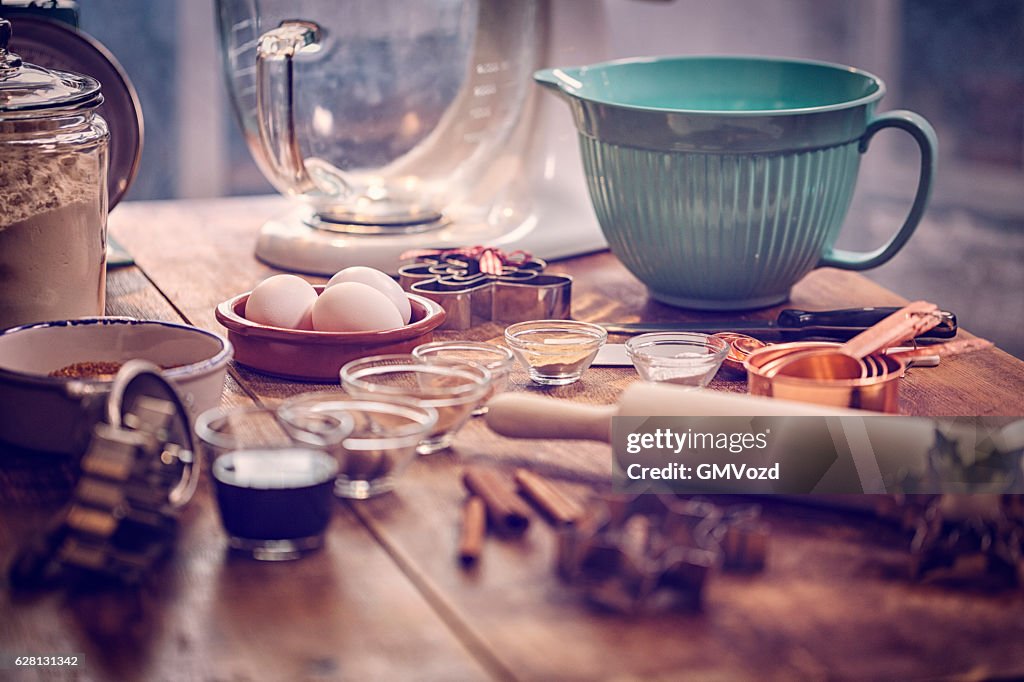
[13,656,80,667]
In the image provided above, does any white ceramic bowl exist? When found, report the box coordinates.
[0,317,232,455]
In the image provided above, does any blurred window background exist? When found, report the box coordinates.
[22,0,1024,357]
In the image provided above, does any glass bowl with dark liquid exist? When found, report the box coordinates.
[196,405,352,561]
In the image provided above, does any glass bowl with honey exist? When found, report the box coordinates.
[504,320,607,386]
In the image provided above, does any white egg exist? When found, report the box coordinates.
[312,281,404,332]
[244,274,317,330]
[326,266,411,324]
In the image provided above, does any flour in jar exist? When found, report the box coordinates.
[0,145,107,329]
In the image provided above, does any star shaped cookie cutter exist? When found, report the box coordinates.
[397,247,572,331]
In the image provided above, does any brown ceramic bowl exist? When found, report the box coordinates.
[216,286,446,381]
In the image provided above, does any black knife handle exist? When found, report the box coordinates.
[777,307,957,340]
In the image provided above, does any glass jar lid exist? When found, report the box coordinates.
[0,18,102,113]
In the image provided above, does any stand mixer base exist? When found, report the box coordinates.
[256,206,524,275]
[309,213,449,236]
[254,189,609,276]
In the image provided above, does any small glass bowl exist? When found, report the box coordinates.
[279,394,438,499]
[413,341,515,415]
[195,405,351,561]
[340,354,491,454]
[504,320,607,386]
[625,332,729,387]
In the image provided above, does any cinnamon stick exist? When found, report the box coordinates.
[457,497,486,568]
[462,467,531,537]
[514,468,583,527]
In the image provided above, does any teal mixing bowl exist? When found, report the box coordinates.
[535,56,937,310]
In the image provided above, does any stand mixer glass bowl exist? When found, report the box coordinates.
[216,0,536,242]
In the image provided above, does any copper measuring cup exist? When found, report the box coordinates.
[714,331,934,379]
[744,337,994,412]
[744,341,905,412]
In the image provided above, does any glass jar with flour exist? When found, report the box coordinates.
[0,18,108,329]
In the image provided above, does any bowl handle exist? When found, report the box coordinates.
[255,20,351,198]
[818,110,937,271]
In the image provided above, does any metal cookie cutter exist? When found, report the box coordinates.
[398,248,572,331]
[556,495,770,613]
[899,492,1024,586]
[9,361,199,588]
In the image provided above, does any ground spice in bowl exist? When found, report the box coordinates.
[48,361,185,380]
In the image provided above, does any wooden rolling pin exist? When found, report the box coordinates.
[485,384,874,443]
[485,384,943,494]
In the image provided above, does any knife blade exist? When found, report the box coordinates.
[598,307,957,340]
[591,343,943,367]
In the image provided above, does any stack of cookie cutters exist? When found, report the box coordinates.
[397,249,572,331]
[556,494,768,613]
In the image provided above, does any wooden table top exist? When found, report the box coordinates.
[3,195,1023,681]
